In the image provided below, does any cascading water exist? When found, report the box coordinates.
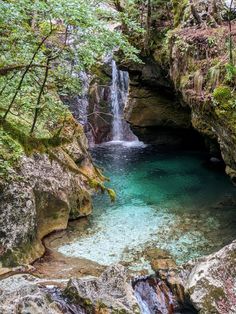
[133,276,197,314]
[111,60,123,141]
[110,60,138,143]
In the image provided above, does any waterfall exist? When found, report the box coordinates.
[65,57,140,145]
[111,60,123,141]
[133,276,196,314]
[111,60,137,143]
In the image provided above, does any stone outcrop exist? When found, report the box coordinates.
[173,0,226,28]
[0,265,141,314]
[0,119,98,268]
[125,83,198,146]
[126,86,190,129]
[64,265,141,313]
[182,241,236,313]
[0,274,65,314]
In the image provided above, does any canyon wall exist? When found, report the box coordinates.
[0,113,100,269]
[124,0,236,178]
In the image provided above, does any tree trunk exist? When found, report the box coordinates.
[30,57,50,134]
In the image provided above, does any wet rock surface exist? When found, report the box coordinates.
[133,276,196,314]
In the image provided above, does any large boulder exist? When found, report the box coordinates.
[0,274,64,314]
[182,241,236,313]
[64,264,141,313]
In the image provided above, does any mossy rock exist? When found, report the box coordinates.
[213,85,232,106]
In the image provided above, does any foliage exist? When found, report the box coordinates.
[172,0,188,27]
[225,63,236,83]
[213,85,232,106]
[0,0,140,134]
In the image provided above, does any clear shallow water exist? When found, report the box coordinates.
[59,143,236,269]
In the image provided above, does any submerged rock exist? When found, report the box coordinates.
[182,241,236,313]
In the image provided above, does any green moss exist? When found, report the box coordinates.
[63,285,94,311]
[90,64,111,85]
[0,94,75,181]
[0,236,42,267]
[0,117,70,182]
[172,0,188,27]
[213,85,232,106]
[0,127,24,178]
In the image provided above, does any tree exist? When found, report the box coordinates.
[224,0,236,65]
[0,0,140,133]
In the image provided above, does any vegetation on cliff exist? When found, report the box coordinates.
[0,0,140,180]
[117,0,236,180]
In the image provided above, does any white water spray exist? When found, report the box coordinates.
[111,60,124,141]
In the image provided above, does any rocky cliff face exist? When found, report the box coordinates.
[125,0,236,175]
[167,19,236,180]
[125,60,204,147]
[0,117,99,269]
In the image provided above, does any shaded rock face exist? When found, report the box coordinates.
[126,86,190,129]
[176,0,225,27]
[166,12,236,180]
[125,57,171,90]
[0,123,96,268]
[182,241,236,313]
[125,60,205,149]
[64,265,141,313]
[87,80,113,143]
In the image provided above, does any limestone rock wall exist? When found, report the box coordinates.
[0,120,98,268]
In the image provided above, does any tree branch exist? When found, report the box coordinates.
[3,30,54,120]
[30,57,51,134]
[0,64,50,76]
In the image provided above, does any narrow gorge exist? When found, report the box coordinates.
[0,1,236,314]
